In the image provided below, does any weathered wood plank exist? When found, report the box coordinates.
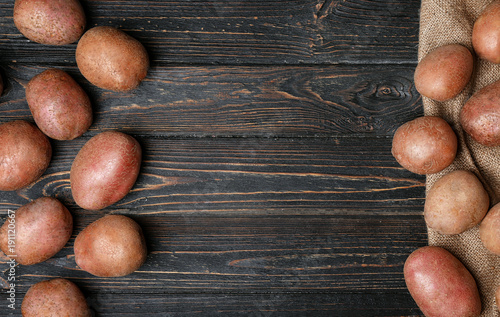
[0,64,422,137]
[0,137,425,215]
[0,213,427,306]
[0,0,420,65]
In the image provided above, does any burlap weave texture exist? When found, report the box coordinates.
[419,0,500,316]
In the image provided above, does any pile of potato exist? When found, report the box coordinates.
[0,0,151,315]
[392,1,500,316]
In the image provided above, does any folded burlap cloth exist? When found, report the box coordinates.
[419,0,500,316]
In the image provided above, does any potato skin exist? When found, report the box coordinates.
[14,0,86,45]
[0,120,52,191]
[404,246,481,317]
[391,116,457,175]
[479,203,500,255]
[76,26,149,91]
[414,44,473,101]
[70,131,141,210]
[74,214,147,277]
[472,1,500,63]
[424,170,489,235]
[460,79,500,146]
[0,197,72,265]
[26,68,92,140]
[21,278,91,317]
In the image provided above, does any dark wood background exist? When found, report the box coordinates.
[0,0,427,315]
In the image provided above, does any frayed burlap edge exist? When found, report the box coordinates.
[419,1,500,316]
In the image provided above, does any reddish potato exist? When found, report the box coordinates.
[391,116,457,175]
[0,120,52,191]
[70,131,141,210]
[414,44,474,101]
[21,278,91,317]
[26,68,92,140]
[0,197,72,265]
[479,203,500,255]
[497,287,500,311]
[14,0,86,45]
[74,214,147,277]
[473,0,500,63]
[404,246,481,317]
[76,26,149,91]
[460,79,500,146]
[424,170,489,235]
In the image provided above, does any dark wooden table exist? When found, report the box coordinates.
[0,0,427,316]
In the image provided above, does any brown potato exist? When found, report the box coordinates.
[26,68,92,140]
[424,170,489,235]
[391,116,457,175]
[460,79,500,146]
[21,278,91,317]
[414,44,474,101]
[404,246,481,317]
[473,0,500,63]
[479,203,500,255]
[0,120,52,191]
[497,286,500,312]
[76,26,149,91]
[0,197,72,265]
[74,214,147,277]
[13,0,86,45]
[70,131,141,210]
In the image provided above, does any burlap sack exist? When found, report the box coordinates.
[419,0,500,316]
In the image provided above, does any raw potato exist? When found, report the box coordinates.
[404,246,481,317]
[479,202,500,255]
[460,79,500,146]
[76,26,149,91]
[26,68,92,140]
[424,170,489,235]
[0,197,72,265]
[21,278,91,317]
[74,214,147,277]
[391,116,457,175]
[70,131,141,210]
[0,120,52,191]
[13,0,86,45]
[472,0,500,63]
[414,44,474,101]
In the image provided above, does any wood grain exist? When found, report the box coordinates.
[0,0,420,65]
[0,0,426,315]
[0,64,422,137]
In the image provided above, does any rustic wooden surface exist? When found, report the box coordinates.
[0,0,426,316]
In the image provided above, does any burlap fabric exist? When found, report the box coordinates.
[419,0,500,316]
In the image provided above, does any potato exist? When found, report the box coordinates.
[497,286,500,311]
[404,246,481,317]
[473,0,500,63]
[479,203,500,255]
[414,44,474,101]
[75,26,149,91]
[391,116,457,175]
[26,68,92,140]
[13,0,86,45]
[424,170,489,235]
[74,214,147,277]
[21,278,91,317]
[460,79,500,146]
[70,131,141,210]
[0,197,72,265]
[0,120,52,191]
